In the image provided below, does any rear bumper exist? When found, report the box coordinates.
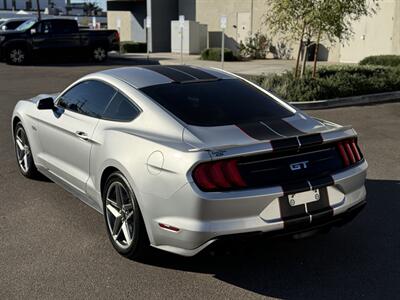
[149,160,368,256]
[211,199,366,246]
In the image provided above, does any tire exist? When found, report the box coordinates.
[7,46,29,65]
[92,46,108,63]
[102,171,149,259]
[14,122,40,179]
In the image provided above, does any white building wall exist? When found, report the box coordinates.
[339,0,399,63]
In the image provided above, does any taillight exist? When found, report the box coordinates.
[193,159,247,191]
[337,139,363,167]
[115,31,120,42]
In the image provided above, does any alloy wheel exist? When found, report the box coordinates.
[10,49,25,64]
[105,181,136,249]
[15,127,31,173]
[93,47,106,61]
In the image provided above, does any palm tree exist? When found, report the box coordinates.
[84,1,102,16]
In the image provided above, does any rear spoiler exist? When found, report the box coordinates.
[189,125,357,160]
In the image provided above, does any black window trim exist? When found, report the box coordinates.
[101,90,142,122]
[55,79,142,122]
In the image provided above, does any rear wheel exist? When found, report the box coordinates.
[92,46,107,62]
[14,122,39,178]
[7,46,29,65]
[103,171,149,259]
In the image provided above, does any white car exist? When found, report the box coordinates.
[12,65,368,258]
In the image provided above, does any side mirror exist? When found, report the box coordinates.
[30,28,36,35]
[1,25,6,31]
[37,97,54,110]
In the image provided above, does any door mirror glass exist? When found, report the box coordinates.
[30,28,36,35]
[37,97,54,110]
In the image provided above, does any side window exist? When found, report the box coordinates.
[52,20,77,34]
[58,80,116,118]
[37,21,52,34]
[103,92,140,121]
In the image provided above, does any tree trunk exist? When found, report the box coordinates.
[36,0,41,20]
[295,23,306,78]
[312,29,322,78]
[300,46,307,78]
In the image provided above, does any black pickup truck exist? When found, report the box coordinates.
[0,18,120,64]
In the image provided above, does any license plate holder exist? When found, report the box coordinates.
[288,189,321,207]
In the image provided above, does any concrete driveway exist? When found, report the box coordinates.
[0,59,399,299]
[115,52,337,75]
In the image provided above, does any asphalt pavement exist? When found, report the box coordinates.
[0,58,399,299]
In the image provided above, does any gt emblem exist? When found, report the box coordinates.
[289,160,309,171]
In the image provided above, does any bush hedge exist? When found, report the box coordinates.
[120,42,147,53]
[359,55,400,67]
[200,48,237,61]
[245,65,400,102]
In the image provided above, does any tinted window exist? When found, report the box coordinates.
[52,20,77,34]
[103,92,140,121]
[36,20,52,34]
[140,79,293,126]
[58,80,116,118]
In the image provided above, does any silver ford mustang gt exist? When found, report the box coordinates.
[12,65,368,258]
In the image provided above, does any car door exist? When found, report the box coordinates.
[35,80,116,193]
[50,20,81,57]
[31,20,55,58]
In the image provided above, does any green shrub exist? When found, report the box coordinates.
[120,42,147,53]
[200,48,236,61]
[245,65,400,102]
[359,55,400,67]
[239,32,272,59]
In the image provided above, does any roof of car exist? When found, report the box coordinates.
[1,18,31,22]
[98,65,236,89]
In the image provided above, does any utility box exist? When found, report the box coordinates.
[171,20,207,54]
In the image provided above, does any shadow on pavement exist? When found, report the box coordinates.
[138,179,400,299]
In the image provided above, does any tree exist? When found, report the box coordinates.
[265,0,378,78]
[84,1,102,16]
[264,0,316,78]
[309,0,378,77]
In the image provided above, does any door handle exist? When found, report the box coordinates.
[75,131,89,141]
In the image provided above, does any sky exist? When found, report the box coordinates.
[71,0,107,10]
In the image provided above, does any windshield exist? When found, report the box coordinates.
[140,79,294,126]
[15,19,36,31]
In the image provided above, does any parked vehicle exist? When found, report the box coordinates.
[0,18,31,31]
[11,66,368,258]
[0,18,119,64]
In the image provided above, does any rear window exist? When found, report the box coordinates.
[140,79,293,126]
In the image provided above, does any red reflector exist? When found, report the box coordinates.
[350,141,361,161]
[337,142,350,166]
[159,223,180,232]
[193,164,216,190]
[209,161,231,188]
[223,159,247,187]
[344,142,356,164]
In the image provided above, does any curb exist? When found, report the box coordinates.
[290,91,400,110]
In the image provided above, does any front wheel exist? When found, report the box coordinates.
[92,46,108,62]
[7,46,29,65]
[14,122,39,178]
[103,171,149,259]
